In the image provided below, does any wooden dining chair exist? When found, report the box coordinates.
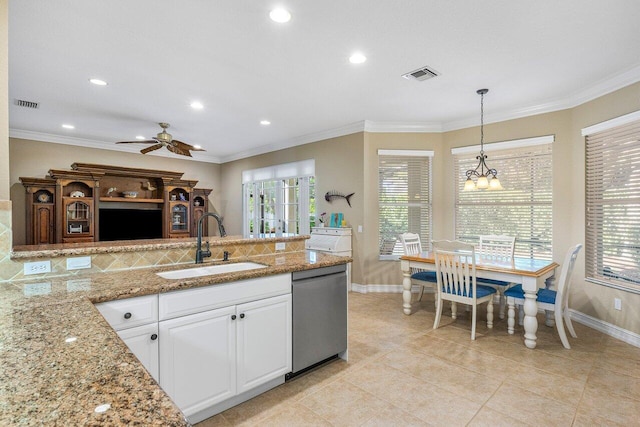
[476,234,516,320]
[505,244,582,349]
[399,233,437,303]
[432,240,497,340]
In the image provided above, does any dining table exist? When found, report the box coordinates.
[400,252,559,349]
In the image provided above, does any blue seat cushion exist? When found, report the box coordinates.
[442,284,497,298]
[476,277,512,287]
[411,271,438,282]
[504,284,557,304]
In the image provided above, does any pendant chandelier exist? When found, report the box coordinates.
[464,89,503,191]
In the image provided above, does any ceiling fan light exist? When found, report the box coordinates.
[464,178,476,191]
[476,175,489,189]
[135,135,145,140]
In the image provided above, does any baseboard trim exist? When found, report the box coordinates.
[569,309,640,348]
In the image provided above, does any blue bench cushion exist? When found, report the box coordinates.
[411,270,438,282]
[441,284,497,298]
[504,284,557,304]
[476,277,512,287]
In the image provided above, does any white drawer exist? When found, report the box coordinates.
[96,294,159,330]
[159,274,291,321]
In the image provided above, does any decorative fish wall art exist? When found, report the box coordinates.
[325,191,355,207]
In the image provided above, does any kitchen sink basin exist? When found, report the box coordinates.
[157,262,268,279]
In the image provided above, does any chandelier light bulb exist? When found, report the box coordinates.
[488,177,503,190]
[476,175,489,189]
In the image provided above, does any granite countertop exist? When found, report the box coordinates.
[0,251,350,426]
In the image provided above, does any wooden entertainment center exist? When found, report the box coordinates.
[20,163,212,245]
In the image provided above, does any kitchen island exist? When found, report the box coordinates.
[0,248,350,426]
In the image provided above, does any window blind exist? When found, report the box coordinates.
[378,152,432,259]
[585,119,640,289]
[454,143,553,259]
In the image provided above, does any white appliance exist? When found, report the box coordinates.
[305,227,352,286]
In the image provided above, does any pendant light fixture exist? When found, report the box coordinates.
[464,89,503,191]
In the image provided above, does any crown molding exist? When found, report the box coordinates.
[9,129,223,164]
[11,65,640,164]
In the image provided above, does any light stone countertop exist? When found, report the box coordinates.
[0,250,351,426]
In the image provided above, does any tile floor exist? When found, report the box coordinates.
[196,292,640,426]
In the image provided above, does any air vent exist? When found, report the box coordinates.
[402,66,439,82]
[14,99,39,109]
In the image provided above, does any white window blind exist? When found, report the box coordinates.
[378,150,433,259]
[454,142,553,259]
[585,118,640,289]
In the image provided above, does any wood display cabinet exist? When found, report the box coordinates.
[21,163,213,244]
[57,178,98,243]
[191,188,212,237]
[166,184,195,238]
[20,177,57,245]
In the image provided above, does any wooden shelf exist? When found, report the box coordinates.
[100,197,164,203]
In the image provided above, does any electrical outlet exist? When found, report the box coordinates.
[66,256,91,270]
[275,242,285,251]
[614,298,622,311]
[24,260,51,275]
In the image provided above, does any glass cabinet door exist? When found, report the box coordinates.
[66,200,91,234]
[172,204,188,232]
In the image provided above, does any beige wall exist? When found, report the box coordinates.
[568,82,640,333]
[219,133,366,282]
[0,0,8,200]
[361,132,445,285]
[9,138,221,245]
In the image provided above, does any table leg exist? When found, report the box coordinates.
[401,260,412,315]
[523,290,538,349]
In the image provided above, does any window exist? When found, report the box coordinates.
[583,112,640,289]
[378,150,433,259]
[453,137,553,259]
[242,160,315,237]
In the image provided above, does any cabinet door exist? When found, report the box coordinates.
[236,294,292,393]
[117,323,159,382]
[159,306,236,417]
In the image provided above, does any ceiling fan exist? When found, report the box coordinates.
[116,122,205,157]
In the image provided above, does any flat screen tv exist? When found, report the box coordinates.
[99,208,163,241]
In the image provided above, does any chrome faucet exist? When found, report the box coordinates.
[195,212,227,264]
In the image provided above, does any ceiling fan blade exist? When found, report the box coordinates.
[166,143,192,157]
[116,139,157,144]
[173,139,206,152]
[140,144,163,154]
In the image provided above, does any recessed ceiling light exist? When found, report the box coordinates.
[260,120,271,125]
[349,53,367,64]
[62,124,75,129]
[89,78,107,86]
[190,101,204,110]
[135,135,146,140]
[193,144,202,149]
[65,337,77,343]
[269,8,291,23]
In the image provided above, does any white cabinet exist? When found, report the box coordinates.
[116,323,159,382]
[159,306,237,415]
[236,294,292,393]
[158,274,292,421]
[95,294,159,382]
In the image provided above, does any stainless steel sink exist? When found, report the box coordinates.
[157,262,268,279]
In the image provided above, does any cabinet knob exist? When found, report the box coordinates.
[124,312,132,319]
[231,315,237,320]
[150,334,158,341]
[239,313,245,319]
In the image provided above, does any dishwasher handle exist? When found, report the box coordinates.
[292,264,347,281]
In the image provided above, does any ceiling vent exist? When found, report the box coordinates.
[14,99,39,109]
[402,66,439,82]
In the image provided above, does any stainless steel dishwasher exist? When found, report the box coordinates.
[288,263,348,379]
